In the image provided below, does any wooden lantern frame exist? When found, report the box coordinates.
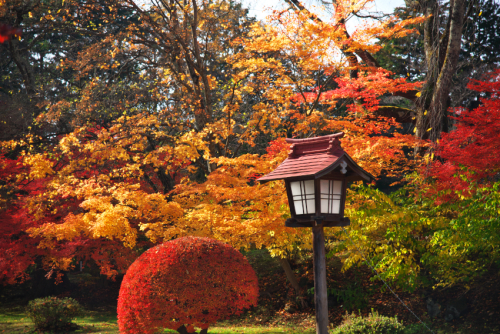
[258,132,374,227]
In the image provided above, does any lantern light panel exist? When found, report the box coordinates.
[320,180,342,214]
[290,180,315,215]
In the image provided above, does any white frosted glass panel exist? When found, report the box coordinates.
[320,179,329,194]
[294,200,304,215]
[290,181,301,196]
[305,199,315,214]
[321,199,329,213]
[319,179,343,214]
[333,180,342,194]
[304,180,315,194]
[289,180,315,215]
[331,200,340,214]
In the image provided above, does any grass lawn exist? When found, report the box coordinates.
[2,304,497,334]
[0,307,315,334]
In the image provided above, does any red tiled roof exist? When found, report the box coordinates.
[258,132,373,182]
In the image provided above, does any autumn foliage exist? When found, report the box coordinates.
[117,237,258,334]
[0,24,21,43]
[336,70,500,290]
[429,69,500,198]
[4,0,489,294]
[0,0,431,285]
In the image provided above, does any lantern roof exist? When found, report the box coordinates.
[258,132,374,183]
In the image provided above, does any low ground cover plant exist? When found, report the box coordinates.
[25,296,83,332]
[331,311,405,334]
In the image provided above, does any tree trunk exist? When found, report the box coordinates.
[29,262,72,299]
[176,324,208,334]
[428,0,466,141]
[277,257,307,309]
[176,325,189,334]
[277,257,301,294]
[415,0,467,143]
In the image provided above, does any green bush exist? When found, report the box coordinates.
[401,323,431,334]
[25,296,83,332]
[329,282,368,311]
[331,311,404,334]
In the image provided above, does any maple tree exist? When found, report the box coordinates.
[0,152,40,285]
[117,237,258,334]
[420,69,500,286]
[0,0,434,289]
[428,69,500,197]
[228,2,427,177]
[1,0,257,283]
[0,0,497,311]
[334,70,500,290]
[283,0,499,147]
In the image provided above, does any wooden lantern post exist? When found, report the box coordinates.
[258,133,374,334]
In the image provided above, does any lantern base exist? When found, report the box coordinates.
[285,217,350,228]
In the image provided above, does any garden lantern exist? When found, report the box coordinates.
[258,132,374,334]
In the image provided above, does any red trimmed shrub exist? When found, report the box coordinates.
[117,237,259,334]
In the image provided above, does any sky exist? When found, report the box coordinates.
[242,0,406,22]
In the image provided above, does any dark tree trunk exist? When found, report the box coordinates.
[29,265,72,299]
[176,325,208,334]
[277,257,301,295]
[415,0,468,143]
[277,257,307,309]
[176,325,189,334]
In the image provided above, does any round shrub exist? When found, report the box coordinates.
[117,237,259,334]
[331,311,405,334]
[25,296,83,332]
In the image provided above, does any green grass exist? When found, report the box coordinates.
[0,307,315,334]
[0,308,120,333]
[1,306,487,334]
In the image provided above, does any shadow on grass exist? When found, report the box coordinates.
[73,310,119,333]
[0,307,314,334]
[204,328,314,334]
[77,310,117,324]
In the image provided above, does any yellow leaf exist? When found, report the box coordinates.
[413,127,416,133]
[427,128,432,132]
[415,92,421,97]
[479,10,482,16]
[424,110,427,115]
[29,12,33,18]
